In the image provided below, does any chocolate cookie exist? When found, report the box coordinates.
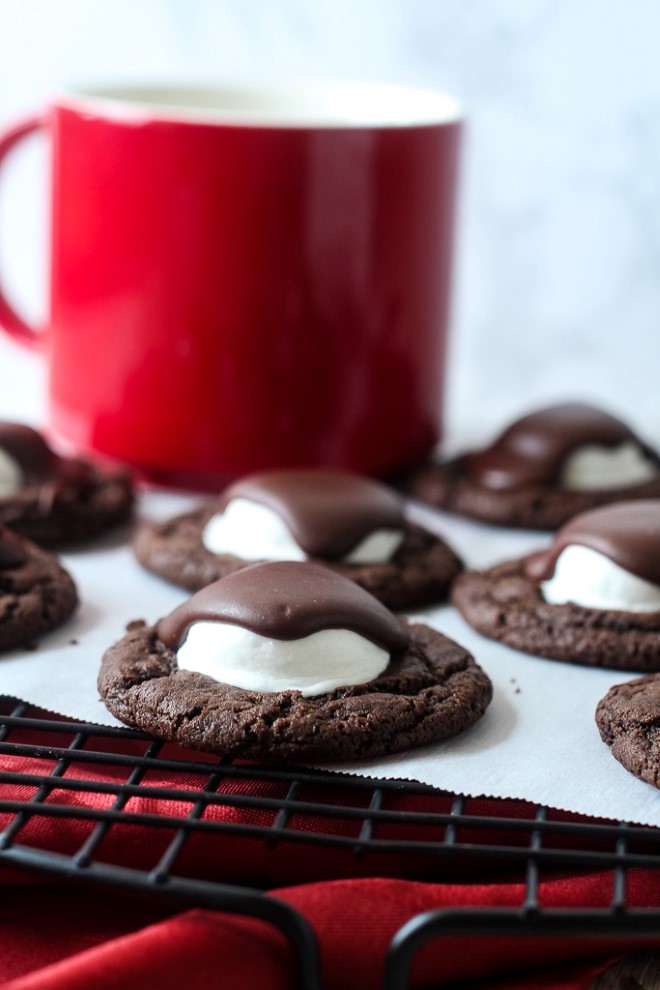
[98,619,492,763]
[0,422,133,547]
[134,507,462,611]
[406,404,660,530]
[596,675,660,789]
[451,556,660,671]
[0,526,78,650]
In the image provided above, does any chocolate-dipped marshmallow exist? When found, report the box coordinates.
[0,420,133,547]
[527,501,660,612]
[0,422,57,494]
[406,403,660,530]
[158,561,408,696]
[158,561,408,650]
[202,469,405,564]
[467,404,658,491]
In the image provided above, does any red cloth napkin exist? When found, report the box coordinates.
[2,874,659,989]
[0,724,659,989]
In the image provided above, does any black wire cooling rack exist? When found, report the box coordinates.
[0,698,659,990]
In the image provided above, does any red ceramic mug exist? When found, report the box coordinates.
[0,82,462,488]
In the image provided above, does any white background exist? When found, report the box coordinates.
[0,0,659,444]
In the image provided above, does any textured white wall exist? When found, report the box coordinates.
[0,0,658,447]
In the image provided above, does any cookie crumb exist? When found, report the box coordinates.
[126,619,147,632]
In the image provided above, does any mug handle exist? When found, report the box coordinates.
[0,114,47,351]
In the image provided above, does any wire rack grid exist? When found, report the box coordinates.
[0,698,659,990]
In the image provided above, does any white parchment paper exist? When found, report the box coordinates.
[2,490,659,827]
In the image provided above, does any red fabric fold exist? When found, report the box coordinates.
[2,873,659,989]
[0,718,658,989]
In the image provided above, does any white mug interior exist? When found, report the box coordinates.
[57,80,462,128]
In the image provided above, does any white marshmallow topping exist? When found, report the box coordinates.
[540,544,660,612]
[560,442,658,491]
[176,622,390,696]
[0,449,23,497]
[202,497,403,564]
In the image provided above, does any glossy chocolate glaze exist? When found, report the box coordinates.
[525,500,660,585]
[0,422,96,505]
[467,404,656,490]
[0,422,57,485]
[157,560,409,653]
[221,469,404,558]
[0,527,27,568]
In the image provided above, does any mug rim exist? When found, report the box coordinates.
[55,79,463,129]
